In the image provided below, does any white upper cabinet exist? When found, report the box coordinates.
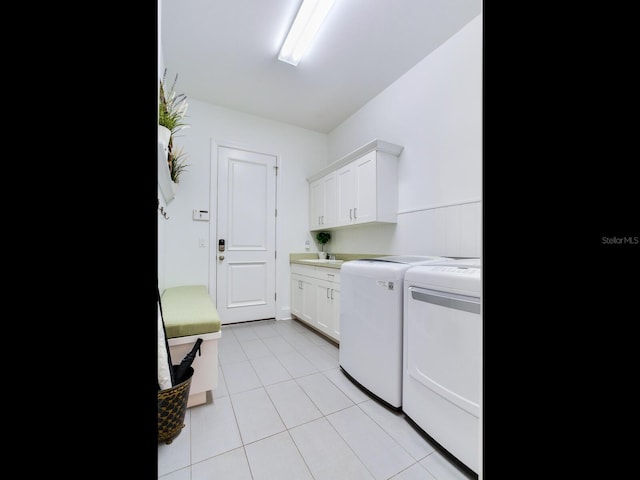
[308,140,403,230]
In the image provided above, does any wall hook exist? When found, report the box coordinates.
[157,199,170,220]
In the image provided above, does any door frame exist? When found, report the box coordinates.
[208,139,279,323]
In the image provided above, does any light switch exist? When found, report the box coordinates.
[199,238,206,248]
[193,209,210,221]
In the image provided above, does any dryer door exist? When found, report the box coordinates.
[403,281,482,474]
[405,286,481,416]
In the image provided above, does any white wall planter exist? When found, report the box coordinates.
[158,125,171,155]
[158,125,175,203]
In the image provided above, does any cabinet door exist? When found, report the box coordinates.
[330,284,340,341]
[336,163,355,226]
[301,276,316,325]
[291,275,303,317]
[309,179,324,230]
[291,274,315,325]
[315,279,332,336]
[322,172,337,227]
[310,173,337,229]
[353,151,377,224]
[315,278,340,341]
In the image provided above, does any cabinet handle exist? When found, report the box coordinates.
[321,215,324,224]
[327,287,330,298]
[299,280,302,289]
[318,215,321,225]
[330,288,334,300]
[349,208,352,220]
[354,207,357,219]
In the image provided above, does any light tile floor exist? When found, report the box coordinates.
[158,319,476,480]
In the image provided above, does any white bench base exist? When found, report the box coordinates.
[168,330,221,408]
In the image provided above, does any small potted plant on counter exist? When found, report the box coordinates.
[316,231,331,259]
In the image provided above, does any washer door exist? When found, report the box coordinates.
[406,286,481,417]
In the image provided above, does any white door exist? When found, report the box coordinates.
[216,146,277,324]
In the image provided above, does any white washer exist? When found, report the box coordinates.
[339,255,450,409]
[402,258,481,474]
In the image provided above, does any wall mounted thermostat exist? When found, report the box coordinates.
[193,209,210,221]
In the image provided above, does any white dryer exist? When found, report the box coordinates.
[402,258,481,474]
[339,255,450,409]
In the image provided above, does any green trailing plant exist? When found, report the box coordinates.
[159,69,190,183]
[316,232,331,251]
[159,69,189,135]
[168,146,190,184]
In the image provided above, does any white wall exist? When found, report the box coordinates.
[158,11,482,318]
[326,13,482,258]
[159,99,327,319]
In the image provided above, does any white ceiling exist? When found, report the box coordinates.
[160,0,482,133]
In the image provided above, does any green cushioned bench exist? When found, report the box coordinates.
[161,285,222,408]
[161,285,221,339]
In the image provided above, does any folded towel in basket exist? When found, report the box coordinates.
[158,302,173,390]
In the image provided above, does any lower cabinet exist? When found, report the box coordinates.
[290,264,340,342]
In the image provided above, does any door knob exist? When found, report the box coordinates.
[218,255,225,261]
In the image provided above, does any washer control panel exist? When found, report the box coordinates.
[426,265,480,275]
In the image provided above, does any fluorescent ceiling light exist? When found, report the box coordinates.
[278,0,336,66]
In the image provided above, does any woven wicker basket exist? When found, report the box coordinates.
[158,366,194,444]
